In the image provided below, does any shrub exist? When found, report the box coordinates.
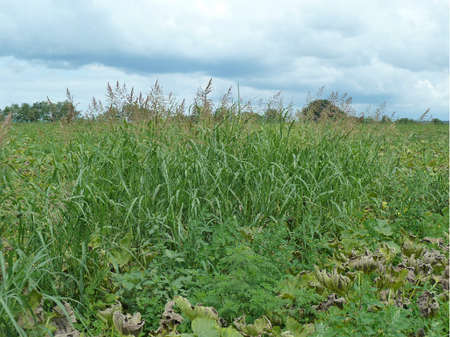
[300,99,346,121]
[432,118,444,125]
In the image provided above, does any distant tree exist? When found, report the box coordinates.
[263,108,283,122]
[1,106,14,121]
[380,115,392,124]
[300,99,346,121]
[4,103,21,122]
[396,118,417,124]
[47,101,73,122]
[30,101,52,122]
[242,111,262,122]
[1,99,81,123]
[431,118,444,125]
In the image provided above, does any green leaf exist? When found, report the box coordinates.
[192,317,220,337]
[221,326,242,337]
[297,273,316,287]
[283,318,316,337]
[383,241,401,254]
[342,238,358,253]
[97,301,122,328]
[234,315,272,336]
[268,326,283,337]
[373,220,393,237]
[119,232,134,249]
[27,289,43,311]
[110,247,133,267]
[16,289,44,329]
[174,296,218,321]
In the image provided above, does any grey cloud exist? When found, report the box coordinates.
[0,0,447,120]
[16,52,266,79]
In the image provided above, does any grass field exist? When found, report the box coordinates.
[0,117,448,336]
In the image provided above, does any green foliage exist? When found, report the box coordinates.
[380,115,391,124]
[193,244,286,323]
[396,117,417,124]
[299,225,449,336]
[1,100,81,123]
[431,118,444,125]
[0,109,448,336]
[300,99,346,121]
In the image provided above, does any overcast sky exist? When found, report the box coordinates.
[0,0,448,120]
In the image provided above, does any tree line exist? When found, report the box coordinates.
[0,100,81,123]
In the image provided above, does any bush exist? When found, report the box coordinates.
[300,99,345,121]
[432,118,444,125]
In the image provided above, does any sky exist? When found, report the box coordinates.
[0,0,448,120]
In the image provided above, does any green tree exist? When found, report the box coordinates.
[396,117,416,124]
[263,107,283,122]
[2,100,81,123]
[431,118,444,125]
[380,115,391,124]
[300,99,345,121]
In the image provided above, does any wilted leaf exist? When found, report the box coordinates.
[379,289,396,302]
[437,290,449,303]
[150,300,183,337]
[375,242,397,264]
[347,250,380,275]
[51,302,82,337]
[327,251,349,271]
[98,301,122,328]
[420,237,445,247]
[421,249,447,272]
[383,241,401,254]
[312,293,347,312]
[109,233,134,267]
[433,275,449,291]
[110,248,133,268]
[401,242,426,259]
[417,290,439,318]
[375,267,409,292]
[307,281,326,295]
[174,296,218,321]
[234,315,272,336]
[341,238,359,253]
[296,271,316,287]
[379,289,410,309]
[400,229,417,245]
[314,266,352,295]
[113,310,145,337]
[16,289,45,329]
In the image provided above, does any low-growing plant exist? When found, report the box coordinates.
[192,244,287,324]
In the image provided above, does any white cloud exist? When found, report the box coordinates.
[0,0,448,119]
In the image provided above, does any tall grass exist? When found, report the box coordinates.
[0,89,448,334]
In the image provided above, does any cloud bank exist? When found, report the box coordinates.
[0,0,448,119]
